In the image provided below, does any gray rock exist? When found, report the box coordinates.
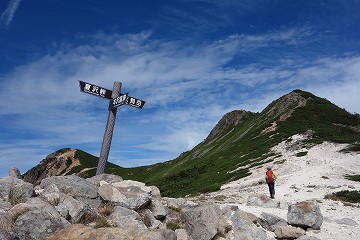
[164,205,182,227]
[98,180,151,210]
[25,197,67,220]
[150,199,168,220]
[297,236,321,240]
[12,208,69,240]
[149,185,161,199]
[109,206,147,229]
[137,229,176,240]
[55,203,70,220]
[180,201,231,240]
[0,200,11,213]
[48,224,129,240]
[274,226,306,239]
[86,174,123,187]
[246,194,277,208]
[142,209,161,229]
[48,224,176,240]
[258,212,288,232]
[0,212,11,231]
[57,195,97,224]
[335,218,359,226]
[8,167,21,179]
[163,197,187,210]
[287,201,323,229]
[221,205,258,224]
[98,183,127,203]
[8,203,32,222]
[39,184,62,206]
[40,175,98,199]
[175,229,191,240]
[220,205,258,225]
[0,177,34,205]
[222,205,266,240]
[0,230,15,240]
[76,196,102,211]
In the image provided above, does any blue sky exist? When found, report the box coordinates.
[1,0,360,177]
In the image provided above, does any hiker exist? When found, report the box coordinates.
[265,166,277,199]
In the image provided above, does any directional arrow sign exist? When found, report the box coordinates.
[109,93,129,110]
[78,80,146,176]
[79,80,112,99]
[126,95,146,109]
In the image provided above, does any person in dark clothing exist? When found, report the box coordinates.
[265,166,277,199]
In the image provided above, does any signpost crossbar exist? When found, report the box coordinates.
[79,80,145,175]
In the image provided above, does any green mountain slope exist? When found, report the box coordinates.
[23,90,360,197]
[110,90,360,197]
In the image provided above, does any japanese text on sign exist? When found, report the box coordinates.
[126,96,145,109]
[79,80,112,99]
[109,93,129,110]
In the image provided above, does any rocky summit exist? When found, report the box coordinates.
[0,172,325,240]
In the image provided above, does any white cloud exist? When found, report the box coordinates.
[297,57,360,114]
[1,0,22,27]
[1,28,359,177]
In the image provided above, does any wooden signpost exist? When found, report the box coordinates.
[79,80,145,175]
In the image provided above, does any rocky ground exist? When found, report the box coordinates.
[0,134,358,240]
[199,135,360,240]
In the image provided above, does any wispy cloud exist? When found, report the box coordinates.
[1,27,359,176]
[1,0,22,27]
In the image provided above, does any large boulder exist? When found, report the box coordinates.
[141,209,162,229]
[149,186,161,199]
[287,201,323,229]
[25,197,69,221]
[98,180,151,210]
[48,224,129,240]
[40,175,98,199]
[97,183,127,204]
[109,206,147,229]
[246,194,277,208]
[86,174,123,187]
[12,207,69,240]
[274,226,306,239]
[39,183,62,206]
[137,229,176,240]
[0,177,34,205]
[163,197,195,211]
[56,195,97,224]
[150,199,168,220]
[163,197,187,211]
[258,212,288,232]
[222,205,266,240]
[180,201,231,240]
[48,224,176,240]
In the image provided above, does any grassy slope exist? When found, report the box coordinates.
[72,90,360,197]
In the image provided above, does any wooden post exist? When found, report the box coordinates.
[96,81,121,175]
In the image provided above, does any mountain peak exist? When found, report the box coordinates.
[22,148,79,185]
[262,90,309,119]
[21,90,360,197]
[205,110,254,142]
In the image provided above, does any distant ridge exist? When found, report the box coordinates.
[22,90,360,197]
